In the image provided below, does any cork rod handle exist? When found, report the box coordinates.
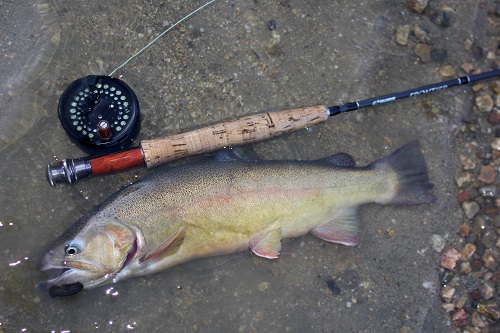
[141,105,328,168]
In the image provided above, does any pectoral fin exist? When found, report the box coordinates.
[250,227,282,259]
[140,226,186,262]
[311,207,361,246]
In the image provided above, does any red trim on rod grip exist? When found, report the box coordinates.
[90,148,145,175]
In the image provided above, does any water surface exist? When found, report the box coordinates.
[0,1,494,331]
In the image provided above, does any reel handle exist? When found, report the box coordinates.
[141,105,329,168]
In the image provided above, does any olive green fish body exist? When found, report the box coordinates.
[38,142,434,296]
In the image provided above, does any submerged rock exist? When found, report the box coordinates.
[431,234,446,252]
[462,201,480,219]
[395,25,411,45]
[441,247,462,270]
[414,44,431,62]
[409,0,428,14]
[475,94,494,113]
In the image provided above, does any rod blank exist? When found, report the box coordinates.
[46,69,500,186]
[328,69,500,115]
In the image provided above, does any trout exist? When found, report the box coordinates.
[38,141,434,297]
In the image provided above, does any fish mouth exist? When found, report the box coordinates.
[38,262,90,288]
[37,266,84,297]
[38,263,110,297]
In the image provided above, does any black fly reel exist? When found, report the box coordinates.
[58,75,141,153]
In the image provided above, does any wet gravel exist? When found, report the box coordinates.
[396,1,500,331]
[435,5,500,330]
[440,77,500,331]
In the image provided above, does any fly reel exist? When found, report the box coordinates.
[58,75,141,153]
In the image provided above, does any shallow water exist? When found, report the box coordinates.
[0,0,495,332]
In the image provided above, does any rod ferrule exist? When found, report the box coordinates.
[46,158,92,186]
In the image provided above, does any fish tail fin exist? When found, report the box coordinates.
[372,141,436,205]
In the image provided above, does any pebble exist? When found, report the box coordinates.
[482,252,497,271]
[431,234,446,252]
[460,243,476,261]
[491,137,500,151]
[459,262,471,274]
[441,303,455,312]
[479,185,497,197]
[494,111,500,125]
[409,0,428,14]
[412,25,429,43]
[452,308,468,327]
[455,172,472,187]
[459,223,471,237]
[440,247,462,270]
[470,258,483,271]
[395,25,411,45]
[472,83,484,92]
[267,19,277,31]
[473,216,487,236]
[257,281,269,292]
[481,230,497,248]
[480,281,495,300]
[470,289,481,300]
[326,279,341,295]
[491,81,500,94]
[456,191,472,203]
[440,285,455,302]
[459,154,476,170]
[462,201,480,219]
[478,304,500,321]
[471,311,485,328]
[430,48,447,61]
[438,65,456,78]
[477,165,496,184]
[494,216,500,228]
[475,94,494,112]
[461,62,475,73]
[263,33,282,56]
[432,6,454,27]
[414,43,430,62]
[453,293,468,309]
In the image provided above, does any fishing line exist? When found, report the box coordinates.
[109,0,217,77]
[47,0,500,186]
[56,0,218,154]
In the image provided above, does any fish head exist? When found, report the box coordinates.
[38,214,138,296]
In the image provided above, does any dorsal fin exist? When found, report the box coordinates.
[214,147,261,162]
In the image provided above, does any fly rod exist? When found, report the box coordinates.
[47,68,500,186]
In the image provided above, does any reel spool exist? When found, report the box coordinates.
[58,75,141,153]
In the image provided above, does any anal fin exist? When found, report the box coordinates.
[250,227,282,259]
[140,226,186,262]
[311,207,361,246]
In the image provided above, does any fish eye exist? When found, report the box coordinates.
[65,243,80,256]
